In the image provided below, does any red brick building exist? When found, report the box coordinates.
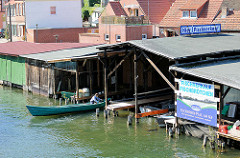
[159,0,224,37]
[80,0,174,44]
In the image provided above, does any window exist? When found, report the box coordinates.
[50,6,56,14]
[105,34,109,41]
[116,35,121,42]
[182,11,189,18]
[19,3,21,16]
[22,3,25,16]
[142,34,147,40]
[190,11,197,18]
[135,9,139,16]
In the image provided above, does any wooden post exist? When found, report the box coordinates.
[104,49,108,109]
[76,62,79,100]
[219,84,224,127]
[115,60,118,92]
[89,60,93,95]
[134,49,138,122]
[97,59,100,87]
[174,72,179,130]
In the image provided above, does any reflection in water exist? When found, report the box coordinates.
[0,86,240,157]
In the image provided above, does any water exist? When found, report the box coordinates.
[0,86,240,158]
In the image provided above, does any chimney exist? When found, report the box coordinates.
[221,7,228,18]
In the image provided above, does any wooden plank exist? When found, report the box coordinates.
[136,109,169,118]
[216,131,240,142]
[107,95,172,111]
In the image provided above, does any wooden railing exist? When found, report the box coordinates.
[101,16,149,25]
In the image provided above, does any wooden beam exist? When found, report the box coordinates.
[218,85,224,126]
[107,51,133,78]
[82,59,87,67]
[134,49,138,120]
[76,62,79,100]
[222,87,231,99]
[104,50,108,109]
[142,52,176,91]
[97,59,100,87]
[98,51,126,57]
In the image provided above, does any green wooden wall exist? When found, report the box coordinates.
[0,55,26,86]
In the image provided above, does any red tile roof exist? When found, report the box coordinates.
[160,0,223,27]
[109,2,127,16]
[213,10,240,31]
[0,42,99,56]
[180,0,208,10]
[137,0,174,24]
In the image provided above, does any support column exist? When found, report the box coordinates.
[174,71,179,129]
[219,85,224,127]
[115,60,118,92]
[134,49,138,122]
[76,62,79,100]
[104,50,108,109]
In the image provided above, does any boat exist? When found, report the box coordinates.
[26,101,105,116]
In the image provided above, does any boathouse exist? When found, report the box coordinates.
[0,42,100,96]
[97,33,240,122]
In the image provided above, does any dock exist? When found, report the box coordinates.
[107,95,172,111]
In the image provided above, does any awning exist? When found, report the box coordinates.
[170,58,240,90]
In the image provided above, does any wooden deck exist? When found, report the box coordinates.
[107,95,172,111]
[216,131,240,142]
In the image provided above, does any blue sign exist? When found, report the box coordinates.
[180,24,221,35]
[177,79,217,127]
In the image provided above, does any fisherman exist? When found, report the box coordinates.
[90,93,102,104]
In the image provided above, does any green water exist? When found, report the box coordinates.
[0,86,240,158]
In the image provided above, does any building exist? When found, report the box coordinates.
[90,7,104,27]
[79,0,174,44]
[5,0,85,43]
[0,42,99,96]
[5,0,25,40]
[0,0,8,29]
[159,0,224,37]
[213,0,240,32]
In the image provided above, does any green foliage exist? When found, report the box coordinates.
[82,0,101,21]
[89,0,101,7]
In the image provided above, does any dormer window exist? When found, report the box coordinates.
[180,0,208,19]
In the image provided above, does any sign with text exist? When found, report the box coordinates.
[177,79,217,127]
[180,24,221,35]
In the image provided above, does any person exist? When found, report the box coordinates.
[90,93,102,104]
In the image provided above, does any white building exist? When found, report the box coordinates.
[90,7,103,27]
[25,0,82,29]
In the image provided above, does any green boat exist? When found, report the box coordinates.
[26,101,105,116]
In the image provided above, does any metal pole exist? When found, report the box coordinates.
[8,4,12,42]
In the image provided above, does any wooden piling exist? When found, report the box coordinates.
[127,115,133,125]
[96,108,99,117]
[59,98,62,106]
[134,49,138,123]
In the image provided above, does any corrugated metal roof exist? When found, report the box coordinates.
[20,45,103,63]
[127,33,240,60]
[170,58,240,90]
[0,41,99,56]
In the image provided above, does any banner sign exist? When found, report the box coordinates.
[177,79,217,127]
[180,24,221,35]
